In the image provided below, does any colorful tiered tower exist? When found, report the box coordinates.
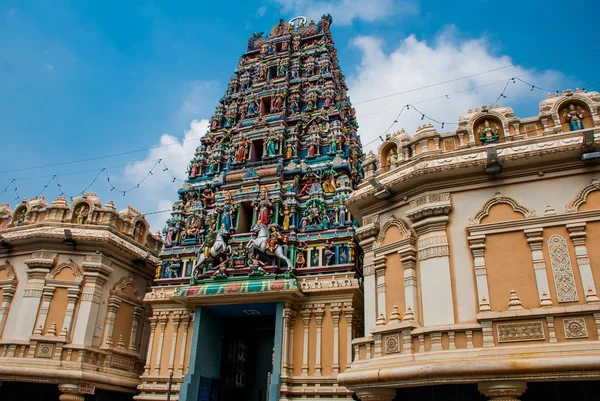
[157,15,363,282]
[140,15,364,401]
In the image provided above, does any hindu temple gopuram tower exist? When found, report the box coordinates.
[137,15,365,401]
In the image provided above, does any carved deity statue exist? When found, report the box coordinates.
[281,205,292,230]
[387,147,398,167]
[564,104,585,131]
[253,190,273,225]
[266,133,278,157]
[299,168,319,196]
[236,136,248,162]
[478,120,500,143]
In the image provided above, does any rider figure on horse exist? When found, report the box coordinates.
[268,225,288,252]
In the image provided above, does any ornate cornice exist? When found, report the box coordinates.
[469,192,535,225]
[406,193,451,222]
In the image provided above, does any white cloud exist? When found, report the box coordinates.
[44,63,54,72]
[272,0,418,25]
[257,6,267,17]
[177,80,220,122]
[121,118,209,230]
[347,31,564,151]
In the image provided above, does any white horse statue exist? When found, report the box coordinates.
[247,223,293,270]
[192,227,232,277]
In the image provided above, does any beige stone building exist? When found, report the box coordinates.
[0,193,161,401]
[339,89,600,400]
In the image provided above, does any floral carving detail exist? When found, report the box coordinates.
[497,321,545,342]
[563,318,588,339]
[547,235,578,302]
[384,334,400,354]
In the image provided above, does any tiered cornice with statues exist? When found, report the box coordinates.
[0,193,161,401]
[341,89,600,400]
[139,15,364,401]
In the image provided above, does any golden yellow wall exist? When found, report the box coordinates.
[44,288,68,334]
[113,303,134,346]
[385,253,405,316]
[486,231,538,310]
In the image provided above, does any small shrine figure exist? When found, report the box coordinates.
[281,205,292,230]
[338,200,348,225]
[387,147,398,167]
[272,91,284,113]
[305,55,315,76]
[295,241,308,268]
[165,226,176,246]
[299,168,319,196]
[155,264,162,279]
[285,142,293,159]
[478,120,500,143]
[266,134,278,157]
[236,136,248,162]
[564,104,585,131]
[324,240,335,265]
[282,40,289,51]
[292,35,301,52]
[211,256,230,278]
[217,192,237,232]
[321,164,338,193]
[165,257,181,278]
[249,253,269,275]
[253,190,273,225]
[76,206,88,224]
[248,98,259,116]
[339,247,348,264]
[233,242,248,268]
[201,186,215,208]
[278,59,287,77]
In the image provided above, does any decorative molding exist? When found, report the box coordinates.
[497,321,545,342]
[563,318,588,339]
[46,261,83,282]
[566,180,600,212]
[383,334,400,354]
[547,235,579,302]
[37,343,54,358]
[406,192,452,222]
[417,235,449,260]
[374,217,412,248]
[469,193,536,225]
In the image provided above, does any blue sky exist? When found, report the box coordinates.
[1,0,599,230]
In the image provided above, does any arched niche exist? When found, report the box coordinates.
[104,277,144,352]
[374,217,412,248]
[470,194,536,225]
[379,141,399,173]
[473,116,505,145]
[11,205,27,226]
[71,201,92,224]
[557,99,593,133]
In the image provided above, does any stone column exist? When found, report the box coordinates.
[313,304,324,376]
[178,312,191,375]
[356,219,380,332]
[398,245,418,321]
[102,298,122,346]
[343,303,354,366]
[143,314,158,376]
[374,255,388,320]
[281,306,294,379]
[478,381,527,401]
[15,253,55,338]
[129,306,144,352]
[0,287,16,336]
[154,312,168,375]
[524,228,553,306]
[58,384,85,401]
[300,306,311,376]
[413,216,455,325]
[34,286,56,334]
[567,223,600,302]
[62,287,81,338]
[468,235,491,311]
[331,304,341,375]
[287,310,296,377]
[71,270,109,345]
[168,312,182,372]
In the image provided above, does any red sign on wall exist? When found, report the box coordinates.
[79,383,96,395]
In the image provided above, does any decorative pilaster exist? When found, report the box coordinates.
[398,246,418,322]
[281,306,295,379]
[567,223,600,302]
[178,312,191,375]
[154,312,168,375]
[356,217,380,332]
[287,310,296,377]
[35,286,56,335]
[168,312,182,372]
[62,288,81,339]
[344,303,354,366]
[71,268,108,345]
[373,255,387,321]
[524,228,553,306]
[331,304,341,374]
[0,287,15,337]
[129,306,144,351]
[468,235,491,311]
[102,298,122,346]
[301,306,311,376]
[313,304,324,376]
[143,314,158,376]
[478,381,527,401]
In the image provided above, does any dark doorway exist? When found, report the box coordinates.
[236,201,254,234]
[218,315,275,401]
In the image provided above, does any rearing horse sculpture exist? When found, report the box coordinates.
[247,223,293,270]
[192,227,232,278]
